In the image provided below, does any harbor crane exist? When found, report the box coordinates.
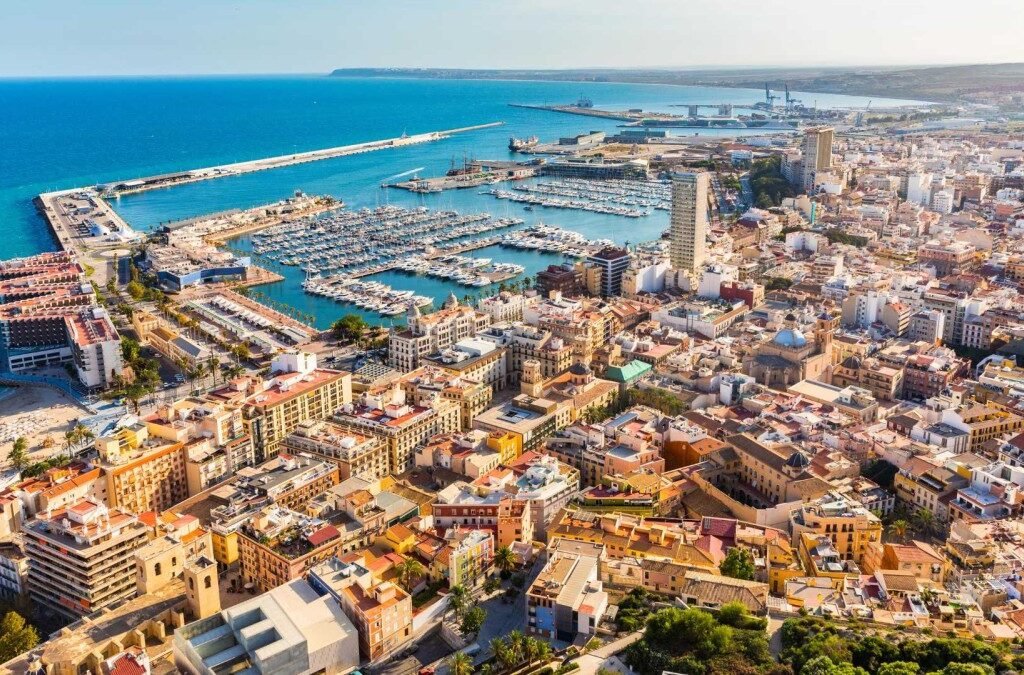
[764,83,779,109]
[784,84,801,110]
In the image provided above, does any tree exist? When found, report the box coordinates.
[913,509,938,538]
[331,314,368,343]
[491,637,515,671]
[719,547,756,581]
[493,545,518,574]
[876,663,921,675]
[396,557,424,592]
[0,611,39,663]
[716,601,750,628]
[800,656,867,675]
[121,336,142,364]
[461,605,486,635]
[8,438,29,471]
[126,280,145,300]
[644,607,729,659]
[446,651,473,675]
[447,584,469,622]
[887,519,910,543]
[507,630,525,664]
[209,356,221,385]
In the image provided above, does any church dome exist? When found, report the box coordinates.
[786,450,811,469]
[784,312,797,323]
[569,362,592,377]
[442,292,459,310]
[773,328,808,348]
[841,355,862,370]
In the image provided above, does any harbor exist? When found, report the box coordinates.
[249,205,525,277]
[484,177,670,217]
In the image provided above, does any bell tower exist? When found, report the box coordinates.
[521,360,544,398]
[184,556,221,620]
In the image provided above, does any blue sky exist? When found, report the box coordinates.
[4,0,1023,77]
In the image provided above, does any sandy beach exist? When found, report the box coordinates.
[0,385,91,467]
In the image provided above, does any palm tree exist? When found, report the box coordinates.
[523,637,540,665]
[490,637,511,670]
[226,364,245,379]
[507,630,525,665]
[447,584,469,622]
[396,557,424,592]
[534,639,552,664]
[913,508,938,538]
[493,545,517,574]
[208,356,221,385]
[446,651,473,675]
[887,519,909,543]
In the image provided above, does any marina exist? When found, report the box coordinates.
[485,177,670,217]
[249,204,525,277]
[301,276,435,317]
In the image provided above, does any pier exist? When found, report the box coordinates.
[96,122,506,197]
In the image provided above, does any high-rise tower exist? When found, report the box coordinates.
[800,127,834,192]
[669,171,709,275]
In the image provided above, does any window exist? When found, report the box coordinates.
[154,562,162,576]
[205,575,212,589]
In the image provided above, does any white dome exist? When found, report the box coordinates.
[773,328,808,348]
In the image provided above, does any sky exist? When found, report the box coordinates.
[3,0,1024,77]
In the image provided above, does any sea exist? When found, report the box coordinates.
[0,76,921,328]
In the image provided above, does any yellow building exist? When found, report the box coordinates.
[789,491,882,565]
[486,430,521,465]
[95,423,189,515]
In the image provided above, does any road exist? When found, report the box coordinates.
[373,627,454,675]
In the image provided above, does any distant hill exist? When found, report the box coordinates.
[330,63,1024,102]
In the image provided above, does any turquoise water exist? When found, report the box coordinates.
[0,76,920,327]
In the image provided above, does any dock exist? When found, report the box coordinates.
[346,235,505,278]
[96,121,506,197]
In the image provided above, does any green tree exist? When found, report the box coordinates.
[126,280,145,300]
[877,663,921,675]
[801,656,867,675]
[493,545,518,574]
[887,519,910,542]
[913,508,938,537]
[719,547,756,580]
[644,607,729,659]
[716,601,749,627]
[507,629,525,664]
[8,438,30,471]
[461,605,486,635]
[0,610,39,663]
[396,557,424,592]
[331,314,368,343]
[446,651,473,675]
[121,336,142,364]
[936,665,994,675]
[447,584,469,622]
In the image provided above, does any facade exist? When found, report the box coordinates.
[309,556,414,663]
[23,498,149,619]
[800,127,835,192]
[283,419,390,482]
[789,491,882,564]
[95,425,190,515]
[0,252,123,388]
[526,541,607,641]
[586,247,631,297]
[669,171,709,275]
[242,352,352,462]
[388,299,491,372]
[174,579,360,675]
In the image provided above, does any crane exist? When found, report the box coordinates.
[764,83,779,109]
[785,84,801,110]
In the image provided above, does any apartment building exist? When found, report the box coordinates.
[23,498,149,619]
[398,365,493,430]
[388,299,491,372]
[442,526,494,589]
[422,338,509,394]
[242,352,352,462]
[478,323,575,382]
[0,252,123,388]
[789,491,882,564]
[526,540,607,641]
[800,127,835,192]
[669,171,709,275]
[893,457,969,523]
[145,395,255,478]
[283,419,390,482]
[94,423,189,515]
[333,389,461,475]
[309,555,413,662]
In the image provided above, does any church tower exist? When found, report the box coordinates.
[184,556,221,620]
[521,359,544,398]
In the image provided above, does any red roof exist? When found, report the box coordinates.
[306,525,341,547]
[109,653,147,675]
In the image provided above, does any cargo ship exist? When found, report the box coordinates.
[508,136,539,152]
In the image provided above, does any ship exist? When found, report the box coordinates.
[508,136,539,152]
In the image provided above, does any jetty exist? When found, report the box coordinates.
[94,122,506,197]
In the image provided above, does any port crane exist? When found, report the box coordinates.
[764,83,779,109]
[784,84,801,110]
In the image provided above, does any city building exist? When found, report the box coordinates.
[388,297,491,372]
[241,351,352,461]
[800,127,835,192]
[283,419,390,482]
[586,247,631,297]
[23,498,149,619]
[526,540,607,641]
[174,578,360,675]
[669,171,709,275]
